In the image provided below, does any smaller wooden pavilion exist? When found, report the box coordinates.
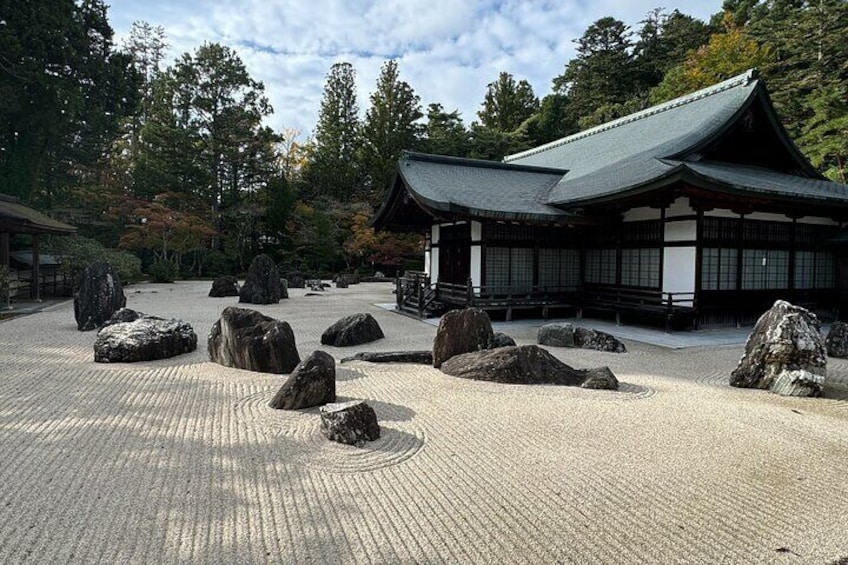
[0,193,76,301]
[374,70,848,328]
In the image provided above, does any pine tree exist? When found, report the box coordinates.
[422,104,469,157]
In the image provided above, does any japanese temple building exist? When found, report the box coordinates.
[373,70,848,328]
[0,193,76,301]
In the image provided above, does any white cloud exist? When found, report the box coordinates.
[107,0,722,139]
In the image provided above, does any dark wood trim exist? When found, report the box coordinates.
[664,240,698,247]
[664,214,698,223]
[658,207,666,290]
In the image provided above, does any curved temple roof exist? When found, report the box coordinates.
[375,70,847,230]
[0,194,76,235]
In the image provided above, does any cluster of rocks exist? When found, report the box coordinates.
[265,349,380,446]
[431,308,619,390]
[73,263,198,363]
[537,322,626,353]
[203,306,384,446]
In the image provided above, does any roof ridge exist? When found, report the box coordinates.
[402,151,568,175]
[504,69,759,163]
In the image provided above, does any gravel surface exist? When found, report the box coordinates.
[1,281,846,564]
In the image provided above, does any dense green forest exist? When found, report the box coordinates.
[1,0,846,280]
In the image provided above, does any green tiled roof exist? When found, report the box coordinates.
[393,152,575,222]
[506,71,766,205]
[680,160,848,203]
[377,70,848,229]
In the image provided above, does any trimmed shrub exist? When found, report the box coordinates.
[149,259,179,283]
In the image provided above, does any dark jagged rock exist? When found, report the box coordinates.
[579,366,620,390]
[574,327,627,353]
[279,279,289,299]
[208,306,300,374]
[537,323,574,347]
[239,254,281,304]
[335,278,348,288]
[319,400,380,446]
[825,322,848,358]
[432,308,494,368]
[269,351,336,410]
[321,313,385,347]
[440,345,586,386]
[74,262,127,331]
[208,275,239,297]
[340,351,433,364]
[730,300,827,397]
[287,273,306,289]
[94,314,197,362]
[101,307,143,327]
[488,331,516,348]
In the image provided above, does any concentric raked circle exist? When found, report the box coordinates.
[234,389,426,473]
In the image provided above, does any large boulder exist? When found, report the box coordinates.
[74,262,127,331]
[730,300,827,397]
[825,322,848,358]
[239,254,281,304]
[537,323,574,347]
[94,310,197,362]
[319,400,380,447]
[208,306,300,374]
[321,313,385,347]
[208,275,239,297]
[440,344,618,388]
[341,351,433,364]
[574,327,627,353]
[432,308,494,368]
[269,351,335,410]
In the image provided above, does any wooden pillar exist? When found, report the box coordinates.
[0,232,8,267]
[32,233,40,301]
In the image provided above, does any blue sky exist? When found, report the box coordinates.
[106,0,723,138]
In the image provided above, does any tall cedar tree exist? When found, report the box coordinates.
[477,72,539,132]
[553,17,637,121]
[306,62,361,200]
[361,60,423,204]
[0,0,139,205]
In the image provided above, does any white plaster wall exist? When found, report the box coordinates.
[663,247,696,304]
[623,207,661,222]
[470,221,482,291]
[430,225,440,282]
[664,220,696,242]
[665,197,694,219]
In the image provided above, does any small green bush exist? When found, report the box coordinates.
[104,250,143,284]
[47,235,143,288]
[149,259,179,283]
